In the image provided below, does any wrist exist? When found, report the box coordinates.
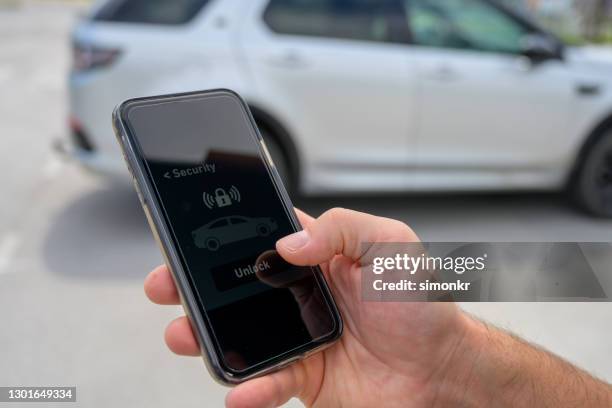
[426,312,524,407]
[426,312,612,408]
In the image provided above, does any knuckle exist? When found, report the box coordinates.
[389,218,419,241]
[321,207,350,223]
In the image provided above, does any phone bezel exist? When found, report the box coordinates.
[112,89,343,385]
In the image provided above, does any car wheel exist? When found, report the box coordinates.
[256,224,271,237]
[573,127,612,217]
[205,237,220,251]
[260,129,293,193]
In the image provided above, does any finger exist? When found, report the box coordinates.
[164,316,200,356]
[225,364,305,408]
[144,264,180,305]
[277,207,418,266]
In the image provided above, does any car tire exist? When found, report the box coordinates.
[256,224,271,237]
[205,237,221,251]
[259,129,293,194]
[572,127,612,217]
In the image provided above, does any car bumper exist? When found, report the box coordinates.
[58,138,128,179]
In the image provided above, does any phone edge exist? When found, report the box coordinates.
[111,88,343,385]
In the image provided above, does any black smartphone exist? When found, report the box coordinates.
[112,89,342,385]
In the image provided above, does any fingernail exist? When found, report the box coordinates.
[278,230,310,252]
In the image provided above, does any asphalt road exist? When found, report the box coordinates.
[1,3,611,407]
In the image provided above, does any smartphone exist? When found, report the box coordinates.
[112,89,342,385]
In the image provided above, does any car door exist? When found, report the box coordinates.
[241,0,419,191]
[207,218,231,238]
[404,0,574,180]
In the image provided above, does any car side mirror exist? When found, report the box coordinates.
[520,34,562,63]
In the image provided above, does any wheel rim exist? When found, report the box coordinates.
[206,238,220,251]
[582,131,612,215]
[257,224,270,236]
[595,145,612,207]
[596,151,612,188]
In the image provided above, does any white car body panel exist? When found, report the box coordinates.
[241,1,419,193]
[68,0,612,194]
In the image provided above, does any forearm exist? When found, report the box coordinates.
[432,314,612,407]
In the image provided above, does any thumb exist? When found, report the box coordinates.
[276,208,418,266]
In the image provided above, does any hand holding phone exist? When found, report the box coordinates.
[145,207,478,408]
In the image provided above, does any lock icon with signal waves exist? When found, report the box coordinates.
[214,188,232,207]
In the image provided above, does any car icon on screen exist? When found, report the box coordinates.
[191,216,278,251]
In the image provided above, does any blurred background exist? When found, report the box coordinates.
[1,0,611,406]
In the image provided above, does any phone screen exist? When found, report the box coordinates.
[122,93,338,373]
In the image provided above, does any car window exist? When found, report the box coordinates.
[263,0,410,44]
[405,0,528,54]
[230,217,248,225]
[208,219,229,229]
[93,0,209,25]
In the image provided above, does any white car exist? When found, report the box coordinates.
[68,0,612,216]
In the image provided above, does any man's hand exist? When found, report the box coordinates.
[144,208,612,408]
[145,208,469,407]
